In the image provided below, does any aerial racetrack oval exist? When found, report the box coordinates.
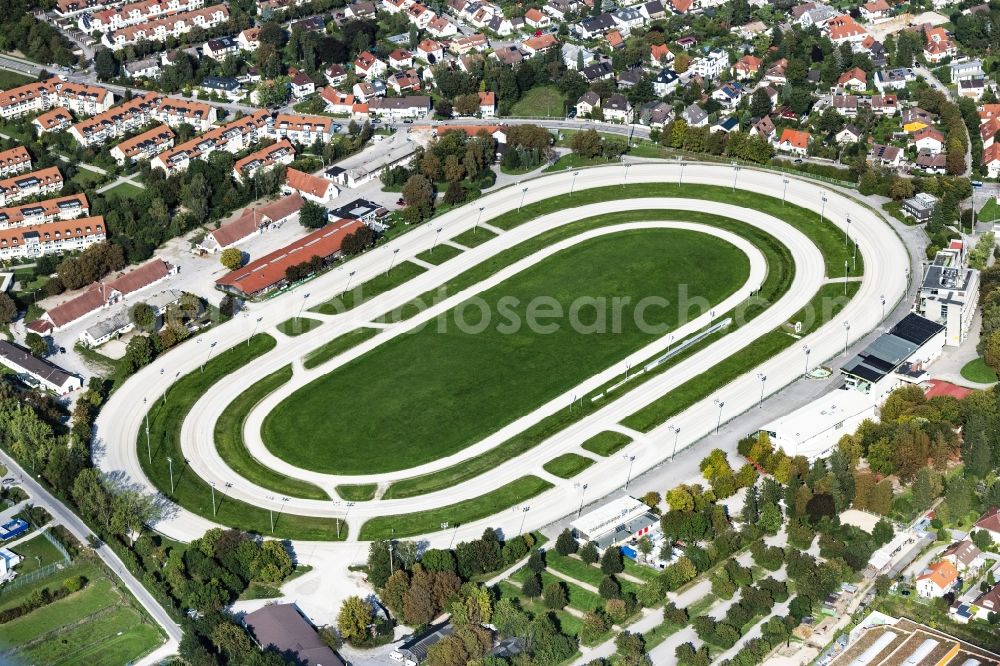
[92,162,909,546]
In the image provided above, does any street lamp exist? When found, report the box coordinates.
[571,170,580,194]
[844,259,849,295]
[622,454,636,490]
[475,206,485,233]
[518,186,528,212]
[210,481,217,516]
[669,425,681,460]
[518,505,530,536]
[820,191,828,222]
[143,397,151,465]
[386,248,400,274]
[574,483,588,517]
[267,495,276,533]
[248,316,263,347]
[845,213,851,245]
[201,340,218,373]
[167,456,174,494]
[843,320,851,355]
[880,294,886,320]
[678,157,685,185]
[622,162,631,187]
[714,398,725,434]
[802,344,811,377]
[297,292,310,318]
[431,227,442,253]
[731,162,741,191]
[757,372,766,408]
[781,177,789,205]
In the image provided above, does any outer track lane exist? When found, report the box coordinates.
[93,163,908,545]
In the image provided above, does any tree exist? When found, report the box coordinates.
[528,549,545,574]
[218,248,244,272]
[555,528,578,555]
[129,302,157,333]
[945,138,966,176]
[25,332,47,358]
[543,581,568,609]
[570,129,604,158]
[454,93,481,116]
[338,595,373,644]
[758,502,782,534]
[211,622,255,661]
[443,180,466,205]
[94,48,118,81]
[601,546,624,574]
[402,174,434,219]
[522,573,542,598]
[0,293,15,324]
[299,200,328,229]
[580,541,599,565]
[254,77,290,107]
[599,574,622,599]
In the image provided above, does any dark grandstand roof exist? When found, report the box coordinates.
[841,313,944,384]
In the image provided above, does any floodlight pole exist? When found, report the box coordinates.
[386,248,399,274]
[623,454,635,490]
[782,177,789,205]
[670,425,681,460]
[757,372,767,408]
[167,456,174,494]
[714,399,725,434]
[210,482,217,516]
[475,206,484,233]
[571,170,580,194]
[575,483,588,517]
[803,345,811,378]
[143,397,151,465]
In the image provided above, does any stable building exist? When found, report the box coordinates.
[0,339,82,394]
[569,495,657,551]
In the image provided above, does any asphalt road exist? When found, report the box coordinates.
[93,162,908,552]
[0,450,182,664]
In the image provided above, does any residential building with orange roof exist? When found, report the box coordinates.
[0,193,88,229]
[973,506,1000,543]
[267,113,333,144]
[109,124,175,164]
[151,109,268,175]
[924,25,956,63]
[916,560,958,598]
[522,33,558,56]
[321,88,355,115]
[776,128,811,155]
[151,97,216,130]
[525,7,550,27]
[478,91,496,117]
[283,167,339,203]
[734,54,762,79]
[650,43,673,66]
[68,91,163,146]
[0,146,32,178]
[33,108,74,134]
[606,30,625,50]
[860,0,890,22]
[670,0,693,13]
[827,15,867,44]
[353,51,387,78]
[102,4,228,49]
[837,67,867,90]
[0,215,105,262]
[232,139,295,183]
[80,0,205,33]
[983,143,1000,177]
[0,166,63,207]
[237,26,261,51]
[0,79,113,120]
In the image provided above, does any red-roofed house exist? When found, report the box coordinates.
[916,560,958,598]
[522,33,558,56]
[671,0,693,14]
[479,91,496,117]
[973,507,1000,543]
[215,218,365,298]
[924,26,956,63]
[321,88,355,115]
[984,142,1000,178]
[388,48,413,69]
[734,55,762,80]
[353,51,387,78]
[827,15,867,44]
[197,193,304,253]
[914,127,944,154]
[0,146,32,178]
[776,128,810,156]
[284,167,338,203]
[525,7,550,27]
[650,43,673,67]
[860,0,890,22]
[837,67,867,91]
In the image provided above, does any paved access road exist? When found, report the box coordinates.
[93,163,908,554]
[0,451,182,665]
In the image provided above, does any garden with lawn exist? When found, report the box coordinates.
[510,85,567,118]
[262,228,751,474]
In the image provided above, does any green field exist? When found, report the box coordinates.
[70,167,106,189]
[214,364,329,501]
[961,357,997,383]
[359,475,553,539]
[451,226,498,248]
[543,154,616,173]
[302,327,379,370]
[542,453,595,479]
[139,335,345,540]
[510,85,567,118]
[101,181,145,200]
[310,261,426,314]
[416,242,464,265]
[0,70,32,90]
[276,317,323,336]
[11,534,66,573]
[335,483,378,501]
[581,431,632,456]
[263,228,749,474]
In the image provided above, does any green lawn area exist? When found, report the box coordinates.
[623,558,660,583]
[416,242,464,265]
[0,69,32,89]
[544,552,603,587]
[276,316,323,336]
[101,181,145,200]
[358,475,552,539]
[979,197,1000,224]
[961,357,997,383]
[542,453,595,479]
[302,327,379,370]
[70,167,106,189]
[509,85,567,118]
[214,364,329,501]
[11,534,66,572]
[263,228,749,474]
[451,226,497,248]
[335,483,378,501]
[139,334,345,540]
[543,154,616,173]
[0,578,118,645]
[310,261,426,314]
[581,431,632,456]
[497,580,585,641]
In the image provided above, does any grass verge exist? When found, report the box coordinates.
[581,431,632,456]
[335,484,378,501]
[214,364,329,500]
[358,475,552,539]
[451,226,497,248]
[302,327,379,370]
[139,334,345,540]
[416,243,463,265]
[276,317,323,336]
[961,357,997,383]
[309,261,425,314]
[542,453,595,479]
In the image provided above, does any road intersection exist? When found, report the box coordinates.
[94,163,908,555]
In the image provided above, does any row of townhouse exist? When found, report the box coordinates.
[266,113,335,144]
[79,0,204,33]
[0,193,89,229]
[151,110,269,175]
[67,91,164,146]
[102,4,229,50]
[110,124,176,164]
[0,79,113,121]
[0,215,105,262]
[0,146,32,179]
[0,167,64,207]
[232,139,296,183]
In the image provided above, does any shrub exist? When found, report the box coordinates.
[63,576,86,593]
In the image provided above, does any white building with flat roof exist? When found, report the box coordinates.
[758,388,877,459]
[916,245,979,347]
[570,495,657,550]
